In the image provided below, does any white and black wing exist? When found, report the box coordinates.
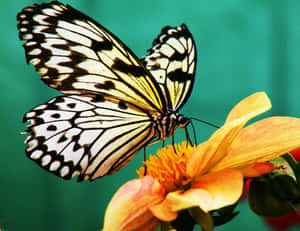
[17,1,165,112]
[141,24,197,111]
[24,95,155,181]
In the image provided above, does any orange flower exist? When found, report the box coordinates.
[102,92,300,231]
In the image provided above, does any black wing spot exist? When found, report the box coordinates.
[58,135,68,143]
[73,142,81,151]
[47,125,57,131]
[91,40,113,51]
[168,70,193,82]
[67,103,76,108]
[153,64,161,70]
[51,113,61,119]
[170,51,186,61]
[95,80,115,90]
[72,134,80,142]
[118,101,127,110]
[113,58,145,77]
[91,94,105,102]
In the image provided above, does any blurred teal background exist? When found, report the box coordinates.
[1,0,300,230]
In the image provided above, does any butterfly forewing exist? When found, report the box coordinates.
[141,24,197,111]
[24,95,155,181]
[17,1,165,112]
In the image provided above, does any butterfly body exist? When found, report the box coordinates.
[152,111,190,141]
[18,1,197,181]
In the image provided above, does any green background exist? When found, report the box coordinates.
[1,0,300,230]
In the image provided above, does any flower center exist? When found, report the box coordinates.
[137,141,196,192]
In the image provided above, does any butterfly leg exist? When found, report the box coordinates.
[171,134,177,154]
[143,146,147,176]
[172,133,175,146]
[190,120,198,145]
[147,138,160,146]
[185,126,194,147]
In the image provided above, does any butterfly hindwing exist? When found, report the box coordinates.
[141,24,197,111]
[17,1,165,112]
[24,95,155,181]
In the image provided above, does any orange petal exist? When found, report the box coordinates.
[135,217,160,231]
[187,92,271,177]
[192,169,244,211]
[150,197,179,222]
[239,162,275,178]
[212,117,300,172]
[225,92,271,123]
[102,176,165,231]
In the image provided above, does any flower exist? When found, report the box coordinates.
[102,92,300,231]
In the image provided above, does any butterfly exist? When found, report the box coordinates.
[17,1,197,181]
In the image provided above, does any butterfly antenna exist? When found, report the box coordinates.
[188,118,219,146]
[143,147,147,176]
[190,117,220,129]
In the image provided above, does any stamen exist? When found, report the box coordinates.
[137,142,196,192]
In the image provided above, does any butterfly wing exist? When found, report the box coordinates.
[141,24,197,111]
[17,1,165,112]
[24,95,155,181]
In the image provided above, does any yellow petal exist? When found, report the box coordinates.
[187,92,272,177]
[156,189,213,214]
[155,170,243,215]
[102,176,165,231]
[225,92,271,123]
[187,141,210,177]
[188,119,252,177]
[212,117,300,172]
[192,169,244,211]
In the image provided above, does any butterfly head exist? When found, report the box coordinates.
[177,114,190,128]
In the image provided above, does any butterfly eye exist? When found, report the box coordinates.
[178,116,190,128]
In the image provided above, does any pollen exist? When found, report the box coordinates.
[137,141,196,192]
